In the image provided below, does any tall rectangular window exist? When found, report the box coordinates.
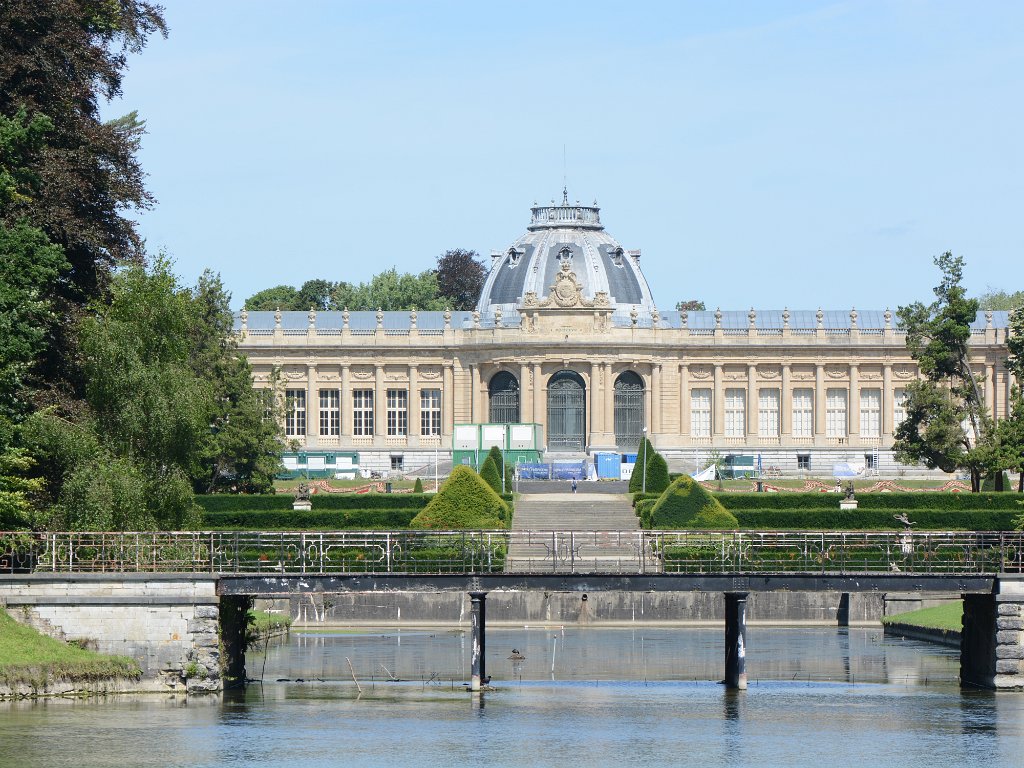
[860,388,881,438]
[690,388,712,437]
[724,388,746,437]
[387,388,408,436]
[758,388,780,438]
[420,388,442,436]
[894,388,908,427]
[352,389,374,436]
[285,389,305,437]
[826,388,848,438]
[257,389,275,423]
[319,388,340,436]
[792,388,813,438]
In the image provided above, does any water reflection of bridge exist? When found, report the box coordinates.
[1,530,1022,693]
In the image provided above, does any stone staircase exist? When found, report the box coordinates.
[505,493,645,573]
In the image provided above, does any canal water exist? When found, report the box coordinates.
[2,627,1023,767]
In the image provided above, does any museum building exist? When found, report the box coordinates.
[235,195,1013,477]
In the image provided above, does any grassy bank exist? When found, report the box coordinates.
[0,609,140,690]
[882,601,963,632]
[248,609,291,635]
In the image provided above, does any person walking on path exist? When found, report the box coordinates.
[571,477,577,494]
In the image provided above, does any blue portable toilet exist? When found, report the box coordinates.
[595,452,620,479]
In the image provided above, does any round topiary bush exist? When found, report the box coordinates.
[649,475,739,529]
[410,466,509,529]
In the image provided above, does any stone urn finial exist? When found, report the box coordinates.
[849,307,858,328]
[443,307,452,330]
[714,307,722,329]
[748,307,756,329]
[472,310,481,329]
[409,307,417,328]
[376,307,384,328]
[782,307,790,329]
[884,308,892,329]
[816,307,824,329]
[630,306,639,326]
[274,307,282,328]
[308,306,317,329]
[239,308,248,332]
[342,307,350,329]
[494,306,503,327]
[679,309,688,328]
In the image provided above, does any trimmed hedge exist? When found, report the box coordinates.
[649,476,739,529]
[717,492,1024,511]
[202,509,420,530]
[731,509,1021,531]
[196,495,292,512]
[196,492,513,513]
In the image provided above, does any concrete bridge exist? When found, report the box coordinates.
[1,529,1023,694]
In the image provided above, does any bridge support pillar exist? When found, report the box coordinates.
[837,593,850,627]
[469,591,488,691]
[962,577,1024,691]
[724,591,748,690]
[220,595,252,689]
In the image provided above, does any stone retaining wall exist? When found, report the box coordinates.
[0,575,222,694]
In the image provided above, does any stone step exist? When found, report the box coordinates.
[504,558,645,574]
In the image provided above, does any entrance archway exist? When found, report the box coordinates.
[488,371,520,423]
[614,371,645,450]
[546,370,586,451]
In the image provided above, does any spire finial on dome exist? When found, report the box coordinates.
[562,185,569,205]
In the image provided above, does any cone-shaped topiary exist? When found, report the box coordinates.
[628,437,655,493]
[649,475,738,529]
[479,455,502,494]
[483,445,512,493]
[413,477,423,493]
[644,451,670,494]
[411,465,509,529]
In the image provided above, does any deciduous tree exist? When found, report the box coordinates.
[436,249,485,310]
[244,284,301,311]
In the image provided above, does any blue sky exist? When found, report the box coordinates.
[108,1,1023,310]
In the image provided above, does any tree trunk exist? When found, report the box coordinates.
[1018,471,1023,493]
[995,471,1004,492]
[971,467,981,493]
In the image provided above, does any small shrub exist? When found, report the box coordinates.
[410,466,508,529]
[413,478,423,493]
[650,476,739,529]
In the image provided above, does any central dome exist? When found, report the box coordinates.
[476,192,657,319]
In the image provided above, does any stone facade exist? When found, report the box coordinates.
[236,198,1014,474]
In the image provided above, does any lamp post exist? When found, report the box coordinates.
[641,427,648,494]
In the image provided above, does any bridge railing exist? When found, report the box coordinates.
[0,530,1022,575]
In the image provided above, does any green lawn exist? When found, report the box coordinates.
[274,477,420,492]
[881,601,963,632]
[0,609,140,688]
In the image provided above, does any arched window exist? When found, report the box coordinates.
[488,371,520,423]
[614,371,645,450]
[547,370,586,451]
